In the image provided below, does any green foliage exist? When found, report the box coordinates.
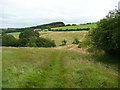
[78,34,92,48]
[19,29,39,47]
[36,37,56,47]
[32,22,65,29]
[66,24,71,26]
[2,32,6,36]
[82,36,92,48]
[78,42,82,48]
[72,38,79,44]
[2,35,18,46]
[49,28,90,31]
[2,28,24,33]
[19,29,56,47]
[26,36,38,47]
[89,9,120,54]
[3,28,56,47]
[72,24,77,26]
[48,27,51,31]
[61,39,67,46]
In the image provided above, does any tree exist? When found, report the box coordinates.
[2,35,18,46]
[19,29,39,47]
[66,24,71,26]
[72,24,77,26]
[36,37,56,47]
[2,32,6,36]
[89,9,120,54]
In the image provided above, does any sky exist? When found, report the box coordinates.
[0,0,119,28]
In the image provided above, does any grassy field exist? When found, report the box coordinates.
[7,32,21,35]
[2,30,118,88]
[40,31,88,46]
[2,46,118,88]
[6,23,97,36]
[51,23,97,30]
[7,31,88,46]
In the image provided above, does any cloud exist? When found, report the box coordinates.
[0,0,119,28]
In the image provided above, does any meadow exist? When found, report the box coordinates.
[2,30,118,88]
[6,23,97,36]
[40,31,88,46]
[2,46,118,88]
[7,31,88,46]
[7,32,21,35]
[2,23,118,88]
[51,23,97,30]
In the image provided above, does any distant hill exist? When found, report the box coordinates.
[30,22,65,29]
[2,22,65,33]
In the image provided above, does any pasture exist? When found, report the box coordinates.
[6,23,97,36]
[51,23,97,30]
[2,24,118,88]
[7,31,88,46]
[40,31,88,46]
[2,46,118,88]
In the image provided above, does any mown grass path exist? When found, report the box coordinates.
[43,50,65,88]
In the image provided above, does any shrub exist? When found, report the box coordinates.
[19,29,39,47]
[72,24,77,26]
[36,37,56,47]
[78,42,82,48]
[26,36,37,47]
[60,39,67,46]
[2,32,6,36]
[48,27,51,31]
[89,9,120,54]
[26,43,37,47]
[72,38,79,44]
[2,35,18,46]
[66,24,71,26]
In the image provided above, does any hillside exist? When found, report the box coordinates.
[31,22,65,29]
[7,23,97,36]
[2,30,118,88]
[51,23,97,30]
[40,31,87,46]
[2,22,65,33]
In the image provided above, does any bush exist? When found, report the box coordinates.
[49,28,90,31]
[2,28,56,47]
[36,37,56,47]
[2,35,18,46]
[66,24,71,26]
[48,27,51,31]
[19,29,39,47]
[89,9,120,54]
[72,24,77,26]
[2,32,6,36]
[78,42,82,48]
[60,39,67,46]
[72,38,79,44]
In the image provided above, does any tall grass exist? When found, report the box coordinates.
[2,47,118,88]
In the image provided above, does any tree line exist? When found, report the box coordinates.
[49,28,90,31]
[2,29,56,47]
[2,22,65,33]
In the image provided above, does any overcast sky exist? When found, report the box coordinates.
[0,0,119,28]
